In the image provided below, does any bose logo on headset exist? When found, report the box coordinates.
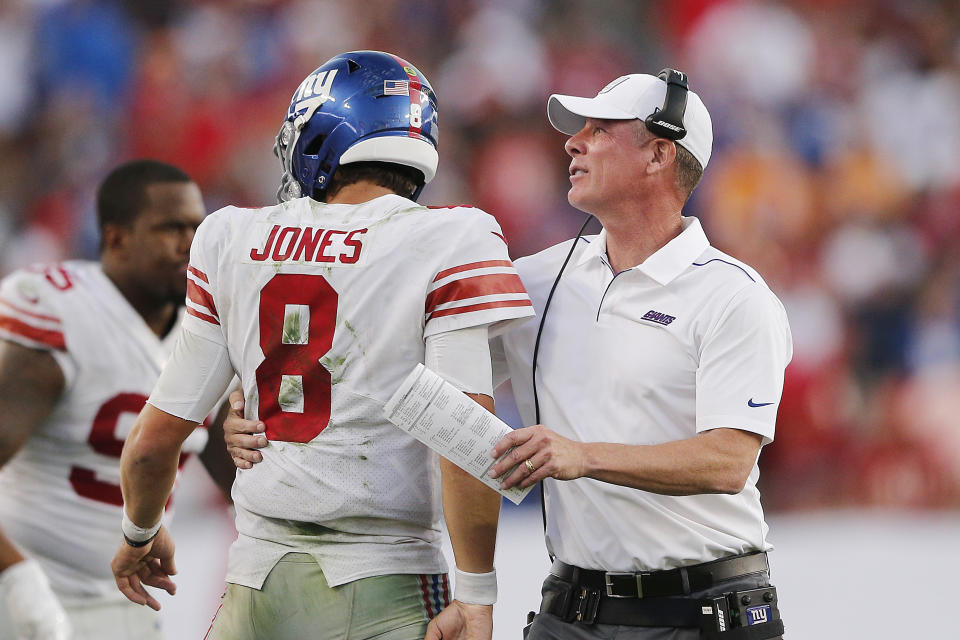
[650,119,683,133]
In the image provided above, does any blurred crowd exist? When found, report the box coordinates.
[1,0,958,511]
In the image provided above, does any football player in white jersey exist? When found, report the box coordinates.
[110,51,533,640]
[0,160,236,640]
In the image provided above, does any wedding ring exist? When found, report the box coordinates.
[524,459,535,473]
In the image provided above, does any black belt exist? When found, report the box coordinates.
[550,551,769,599]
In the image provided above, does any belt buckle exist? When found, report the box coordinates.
[604,572,642,598]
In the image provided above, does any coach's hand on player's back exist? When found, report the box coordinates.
[110,525,176,611]
[223,390,268,469]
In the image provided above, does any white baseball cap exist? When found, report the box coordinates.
[547,73,713,170]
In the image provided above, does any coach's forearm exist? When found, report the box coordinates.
[120,404,194,526]
[583,428,764,495]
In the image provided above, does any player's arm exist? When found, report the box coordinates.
[0,340,73,638]
[111,404,197,610]
[121,405,201,528]
[0,340,64,470]
[0,340,63,569]
[424,326,498,640]
[112,328,236,610]
[439,395,499,572]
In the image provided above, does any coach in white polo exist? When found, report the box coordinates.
[489,70,792,639]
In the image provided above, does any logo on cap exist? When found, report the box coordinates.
[598,76,630,95]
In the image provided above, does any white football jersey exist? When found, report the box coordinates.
[156,193,533,588]
[0,261,208,599]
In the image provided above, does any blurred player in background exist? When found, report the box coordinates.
[0,160,236,640]
[110,50,532,640]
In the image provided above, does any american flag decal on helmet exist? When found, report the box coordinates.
[383,80,410,96]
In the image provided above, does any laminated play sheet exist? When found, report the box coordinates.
[384,363,533,505]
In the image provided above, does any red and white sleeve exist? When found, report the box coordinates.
[0,266,77,386]
[181,219,225,343]
[423,212,534,338]
[0,269,67,353]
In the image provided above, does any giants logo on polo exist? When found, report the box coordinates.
[641,310,676,326]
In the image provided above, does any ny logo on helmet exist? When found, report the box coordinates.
[291,69,339,115]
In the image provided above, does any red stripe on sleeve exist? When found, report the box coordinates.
[0,298,61,324]
[188,266,209,283]
[433,260,513,283]
[428,298,532,320]
[186,306,220,326]
[425,273,527,315]
[187,279,219,319]
[0,315,66,349]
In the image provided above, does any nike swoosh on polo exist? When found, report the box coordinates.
[747,399,775,408]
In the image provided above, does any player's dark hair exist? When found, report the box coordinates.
[323,162,422,201]
[674,145,703,201]
[97,159,193,232]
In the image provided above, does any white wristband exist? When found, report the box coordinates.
[0,559,72,639]
[121,509,162,544]
[454,567,497,605]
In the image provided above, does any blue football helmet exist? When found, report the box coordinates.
[274,50,439,203]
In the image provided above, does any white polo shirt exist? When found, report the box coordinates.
[496,216,792,572]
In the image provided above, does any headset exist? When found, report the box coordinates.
[530,68,690,546]
[644,68,689,141]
